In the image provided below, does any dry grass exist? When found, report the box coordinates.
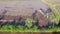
[41,0,60,23]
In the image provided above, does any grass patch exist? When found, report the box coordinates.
[0,25,60,32]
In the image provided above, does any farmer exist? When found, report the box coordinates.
[47,8,51,13]
[45,10,49,18]
[32,10,38,19]
[38,8,45,16]
[38,8,49,18]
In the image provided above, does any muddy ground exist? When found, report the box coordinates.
[0,0,50,25]
[0,0,48,16]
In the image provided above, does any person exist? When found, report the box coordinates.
[32,10,37,19]
[45,11,49,18]
[38,8,45,17]
[47,8,51,13]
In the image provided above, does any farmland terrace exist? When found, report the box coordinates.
[0,0,51,27]
[0,0,60,33]
[0,0,49,20]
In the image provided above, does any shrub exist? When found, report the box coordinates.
[25,18,34,28]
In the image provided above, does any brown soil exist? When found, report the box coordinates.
[0,1,49,26]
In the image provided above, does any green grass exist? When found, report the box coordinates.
[25,18,33,28]
[0,25,39,32]
[0,25,60,32]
